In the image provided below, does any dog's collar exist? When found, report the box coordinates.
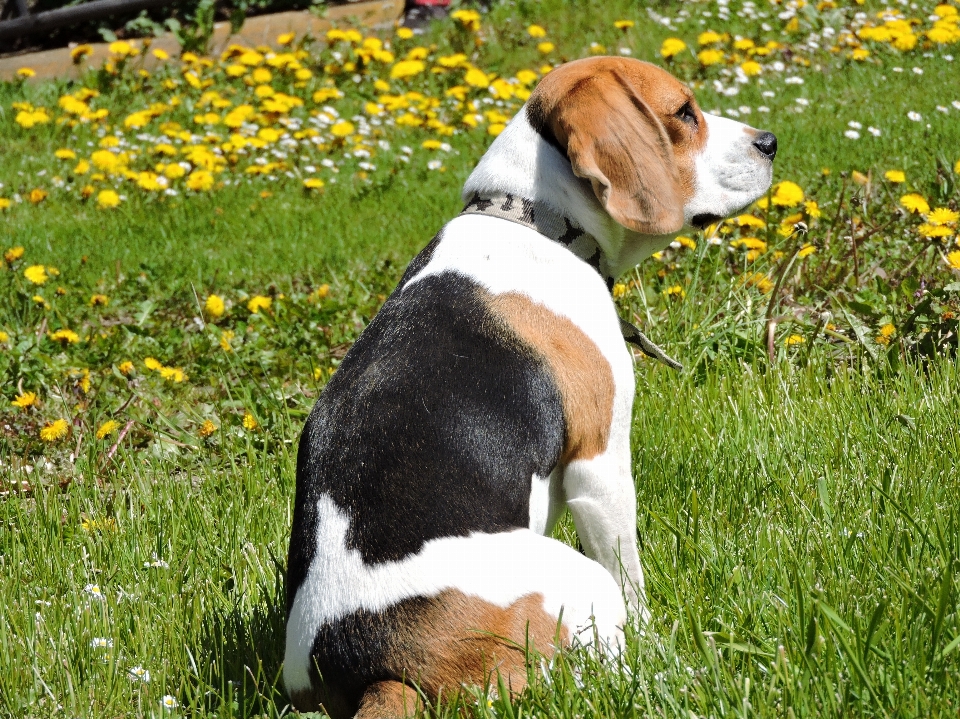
[460,192,682,371]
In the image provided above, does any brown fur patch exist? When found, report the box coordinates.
[292,591,570,718]
[489,292,615,464]
[355,681,422,719]
[527,57,710,235]
[385,590,568,701]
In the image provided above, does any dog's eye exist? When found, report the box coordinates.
[675,102,697,125]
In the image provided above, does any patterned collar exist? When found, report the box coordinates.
[461,192,682,370]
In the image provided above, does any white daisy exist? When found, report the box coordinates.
[128,666,151,682]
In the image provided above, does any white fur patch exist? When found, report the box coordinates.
[284,494,627,693]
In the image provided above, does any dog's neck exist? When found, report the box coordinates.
[460,190,615,287]
[461,110,679,279]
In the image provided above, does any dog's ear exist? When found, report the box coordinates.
[540,69,686,236]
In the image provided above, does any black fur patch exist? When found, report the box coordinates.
[525,96,566,156]
[286,256,566,615]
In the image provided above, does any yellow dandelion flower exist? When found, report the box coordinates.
[396,27,414,40]
[612,282,628,299]
[0,330,9,343]
[917,223,952,239]
[50,329,80,344]
[537,42,555,54]
[946,250,960,270]
[330,121,355,138]
[804,201,821,219]
[153,48,169,60]
[109,40,138,57]
[144,357,163,371]
[97,190,121,208]
[527,24,547,37]
[884,170,905,183]
[199,419,217,437]
[219,329,235,352]
[277,32,296,45]
[697,49,725,66]
[660,38,687,58]
[731,237,768,252]
[303,178,325,190]
[247,295,272,313]
[741,60,762,76]
[900,193,929,214]
[771,181,804,207]
[118,360,134,375]
[735,214,766,229]
[390,60,426,80]
[0,198,10,211]
[4,246,25,263]
[29,188,47,204]
[24,265,49,285]
[96,420,120,439]
[677,236,697,250]
[451,9,481,30]
[797,243,817,258]
[11,391,38,409]
[464,67,490,88]
[614,20,634,30]
[17,67,36,78]
[242,412,258,430]
[186,170,214,192]
[927,208,959,226]
[742,272,774,293]
[40,418,69,442]
[784,334,805,346]
[55,148,77,160]
[875,323,896,345]
[71,45,93,62]
[664,285,686,298]
[74,159,90,175]
[698,30,724,45]
[89,293,109,306]
[158,366,187,382]
[202,294,225,319]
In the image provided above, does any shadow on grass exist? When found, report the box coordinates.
[191,553,292,718]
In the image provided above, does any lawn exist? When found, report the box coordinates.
[1,0,960,716]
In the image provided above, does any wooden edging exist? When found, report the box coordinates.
[0,0,402,83]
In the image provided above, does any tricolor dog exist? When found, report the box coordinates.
[285,56,776,718]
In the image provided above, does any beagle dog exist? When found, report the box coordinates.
[285,56,776,718]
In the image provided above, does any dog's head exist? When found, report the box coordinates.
[526,56,776,237]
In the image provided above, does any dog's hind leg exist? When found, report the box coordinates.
[355,681,421,719]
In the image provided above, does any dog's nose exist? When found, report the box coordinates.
[753,132,778,161]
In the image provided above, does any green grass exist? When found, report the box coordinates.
[2,0,960,715]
